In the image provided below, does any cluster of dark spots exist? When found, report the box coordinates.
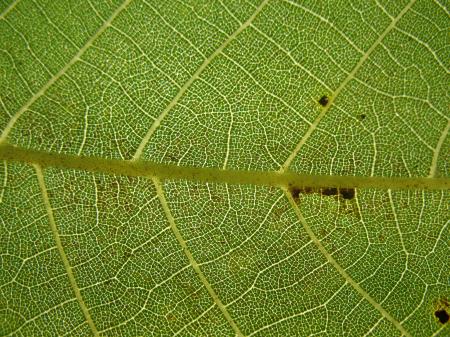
[321,187,338,196]
[288,184,317,200]
[321,187,355,199]
[318,95,329,107]
[288,184,355,200]
[288,185,302,199]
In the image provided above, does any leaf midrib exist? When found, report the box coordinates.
[1,143,448,190]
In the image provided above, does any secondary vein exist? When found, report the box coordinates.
[0,0,132,144]
[131,0,270,161]
[34,164,99,336]
[152,177,244,337]
[285,189,412,337]
[280,0,417,171]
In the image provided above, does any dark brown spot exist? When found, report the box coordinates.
[340,188,355,200]
[359,114,366,120]
[435,310,449,324]
[321,187,338,196]
[318,95,329,107]
[289,186,301,199]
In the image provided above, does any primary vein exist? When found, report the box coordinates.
[1,143,448,190]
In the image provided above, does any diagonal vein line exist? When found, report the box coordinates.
[152,177,244,337]
[0,0,19,19]
[284,189,412,337]
[429,119,450,178]
[280,0,417,171]
[34,164,99,336]
[131,0,270,161]
[0,0,132,143]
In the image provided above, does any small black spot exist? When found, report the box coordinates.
[321,187,338,196]
[318,95,329,107]
[359,114,366,120]
[435,310,449,324]
[340,188,355,200]
[289,186,301,199]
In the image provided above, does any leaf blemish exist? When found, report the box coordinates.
[340,188,355,200]
[435,309,449,324]
[166,313,176,322]
[321,187,338,196]
[318,95,329,107]
[434,298,450,324]
[289,185,355,200]
[359,114,366,121]
[289,185,301,199]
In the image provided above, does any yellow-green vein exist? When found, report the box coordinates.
[281,0,417,171]
[0,0,19,19]
[152,177,244,337]
[0,0,132,143]
[132,0,270,160]
[1,143,448,191]
[284,188,412,337]
[34,164,99,336]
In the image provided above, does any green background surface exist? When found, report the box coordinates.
[0,0,449,336]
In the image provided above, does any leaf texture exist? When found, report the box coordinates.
[0,0,449,336]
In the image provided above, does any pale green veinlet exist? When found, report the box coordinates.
[0,1,449,337]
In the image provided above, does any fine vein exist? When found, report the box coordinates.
[285,189,412,337]
[152,177,244,337]
[0,0,132,143]
[132,0,270,160]
[34,164,99,336]
[280,0,417,171]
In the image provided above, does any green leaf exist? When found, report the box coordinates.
[0,0,449,336]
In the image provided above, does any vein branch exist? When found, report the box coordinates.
[34,164,99,336]
[0,0,19,19]
[0,0,132,143]
[429,119,450,178]
[152,177,244,337]
[131,0,270,161]
[284,189,412,337]
[280,0,417,171]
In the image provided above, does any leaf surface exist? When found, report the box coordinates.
[0,0,449,336]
